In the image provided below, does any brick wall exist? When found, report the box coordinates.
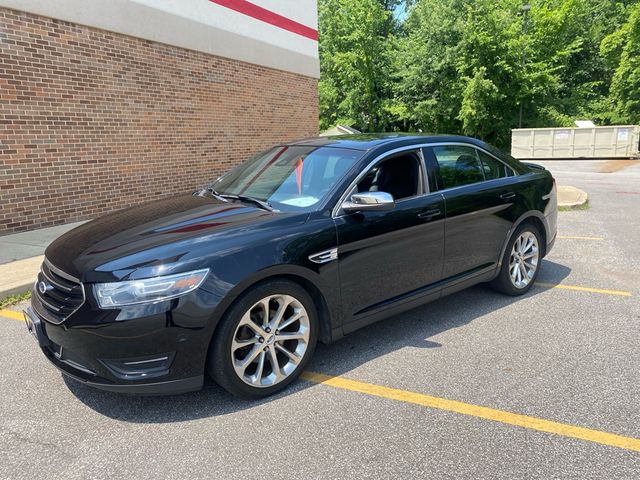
[0,8,319,235]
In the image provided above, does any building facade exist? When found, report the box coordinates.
[0,0,319,234]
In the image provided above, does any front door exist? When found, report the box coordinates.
[334,149,446,323]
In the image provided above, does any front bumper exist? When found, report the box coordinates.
[24,301,208,395]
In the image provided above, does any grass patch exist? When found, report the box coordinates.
[559,202,590,212]
[0,290,31,309]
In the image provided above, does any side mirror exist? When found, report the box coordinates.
[342,191,395,212]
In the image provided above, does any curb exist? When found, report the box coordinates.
[0,255,42,302]
[0,283,33,301]
[557,185,588,209]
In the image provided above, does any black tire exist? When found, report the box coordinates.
[207,279,318,399]
[490,222,542,296]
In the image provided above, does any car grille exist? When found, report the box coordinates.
[33,259,84,325]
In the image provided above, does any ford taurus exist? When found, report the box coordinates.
[24,134,558,398]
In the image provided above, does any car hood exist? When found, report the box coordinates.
[45,194,280,281]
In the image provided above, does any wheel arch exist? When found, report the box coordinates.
[273,273,334,344]
[207,265,338,351]
[497,211,549,271]
[522,216,547,256]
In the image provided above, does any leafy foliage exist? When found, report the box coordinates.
[318,0,400,131]
[606,2,640,123]
[318,0,638,149]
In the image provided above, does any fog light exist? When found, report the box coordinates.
[99,352,175,380]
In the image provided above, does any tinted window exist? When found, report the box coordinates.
[433,145,484,189]
[213,146,363,212]
[357,152,421,200]
[478,150,513,180]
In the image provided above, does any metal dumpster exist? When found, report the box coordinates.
[511,126,640,159]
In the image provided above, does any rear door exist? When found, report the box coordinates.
[424,144,520,280]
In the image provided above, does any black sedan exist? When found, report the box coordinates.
[24,134,557,398]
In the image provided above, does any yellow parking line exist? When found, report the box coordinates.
[0,309,24,321]
[557,235,603,241]
[301,371,640,452]
[536,282,632,297]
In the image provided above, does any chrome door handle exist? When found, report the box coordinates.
[418,209,441,219]
[500,192,516,200]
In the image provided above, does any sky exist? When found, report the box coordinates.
[394,2,408,21]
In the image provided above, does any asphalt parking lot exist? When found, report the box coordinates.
[1,160,639,479]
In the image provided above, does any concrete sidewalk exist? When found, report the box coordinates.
[0,221,85,264]
[0,182,589,300]
[0,221,85,298]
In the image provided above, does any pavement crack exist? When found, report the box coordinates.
[1,426,64,451]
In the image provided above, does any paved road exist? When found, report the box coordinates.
[1,160,638,479]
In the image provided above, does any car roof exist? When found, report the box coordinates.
[283,133,489,151]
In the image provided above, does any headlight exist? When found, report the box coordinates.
[93,269,209,308]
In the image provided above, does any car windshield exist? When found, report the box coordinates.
[211,146,364,212]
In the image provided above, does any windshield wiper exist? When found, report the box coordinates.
[220,194,278,212]
[200,187,229,203]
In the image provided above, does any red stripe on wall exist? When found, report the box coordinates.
[208,0,318,41]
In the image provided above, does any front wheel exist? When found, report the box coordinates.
[208,280,317,399]
[491,223,542,296]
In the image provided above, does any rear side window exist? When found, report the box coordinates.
[432,145,484,189]
[478,150,515,180]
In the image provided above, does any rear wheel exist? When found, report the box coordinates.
[491,223,542,296]
[208,280,317,399]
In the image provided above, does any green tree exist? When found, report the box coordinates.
[318,0,640,149]
[605,2,640,123]
[459,67,500,138]
[524,0,632,127]
[318,0,399,131]
[388,0,466,134]
[390,0,524,144]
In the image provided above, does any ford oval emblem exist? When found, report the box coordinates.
[37,281,50,295]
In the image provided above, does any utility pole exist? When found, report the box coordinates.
[518,3,531,129]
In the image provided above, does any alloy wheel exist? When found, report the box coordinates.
[231,294,310,388]
[509,231,539,289]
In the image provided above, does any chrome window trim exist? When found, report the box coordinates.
[429,142,517,174]
[424,143,522,193]
[331,142,522,218]
[332,141,521,218]
[332,145,432,218]
[473,147,517,178]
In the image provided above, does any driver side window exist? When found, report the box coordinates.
[356,151,423,201]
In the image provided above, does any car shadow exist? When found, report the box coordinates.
[65,259,571,422]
